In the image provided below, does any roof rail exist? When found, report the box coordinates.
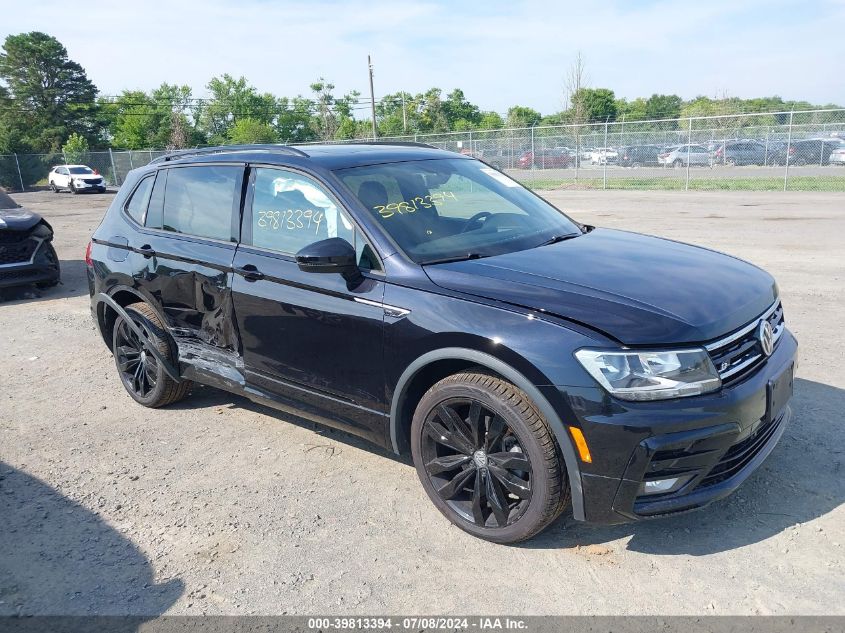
[149,144,309,164]
[351,140,438,149]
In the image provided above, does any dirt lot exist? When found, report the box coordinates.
[1,189,843,616]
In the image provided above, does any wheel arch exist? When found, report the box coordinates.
[389,347,585,521]
[96,285,168,352]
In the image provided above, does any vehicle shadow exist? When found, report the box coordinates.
[0,461,183,617]
[524,377,845,554]
[0,259,89,303]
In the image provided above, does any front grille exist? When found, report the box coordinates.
[698,412,785,488]
[0,231,30,244]
[706,301,784,384]
[82,177,102,184]
[0,238,37,264]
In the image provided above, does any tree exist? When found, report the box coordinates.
[0,32,100,151]
[564,51,589,125]
[478,111,505,130]
[506,106,542,128]
[645,94,682,121]
[572,88,617,122]
[62,132,89,164]
[198,75,277,144]
[309,79,360,140]
[275,96,316,142]
[227,118,278,144]
[443,89,482,129]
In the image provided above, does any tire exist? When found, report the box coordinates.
[98,187,107,193]
[49,182,59,193]
[411,370,569,543]
[35,243,60,288]
[112,302,191,408]
[70,182,78,195]
[673,159,684,168]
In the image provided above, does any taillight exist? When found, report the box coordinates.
[789,147,795,155]
[85,240,93,267]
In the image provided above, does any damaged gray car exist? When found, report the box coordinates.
[0,193,61,290]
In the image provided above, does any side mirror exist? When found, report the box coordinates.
[295,238,362,284]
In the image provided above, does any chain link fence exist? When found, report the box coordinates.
[2,109,844,193]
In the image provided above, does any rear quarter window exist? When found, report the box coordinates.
[123,174,155,224]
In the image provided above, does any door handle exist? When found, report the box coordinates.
[137,244,155,258]
[234,264,265,281]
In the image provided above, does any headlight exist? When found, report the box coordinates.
[574,348,721,401]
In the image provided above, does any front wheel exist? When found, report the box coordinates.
[69,182,78,194]
[411,371,569,543]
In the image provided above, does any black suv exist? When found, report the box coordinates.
[617,144,662,167]
[87,143,797,543]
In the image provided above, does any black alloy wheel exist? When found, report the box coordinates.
[114,316,160,399]
[111,303,190,407]
[411,371,568,543]
[421,397,533,528]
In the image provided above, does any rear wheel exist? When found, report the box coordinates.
[49,182,59,193]
[112,303,190,407]
[411,370,568,543]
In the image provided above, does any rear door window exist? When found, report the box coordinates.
[161,165,240,241]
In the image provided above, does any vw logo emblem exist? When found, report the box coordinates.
[758,320,774,357]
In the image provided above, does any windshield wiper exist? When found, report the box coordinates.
[537,233,581,247]
[420,252,488,266]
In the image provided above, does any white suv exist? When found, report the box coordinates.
[48,165,107,194]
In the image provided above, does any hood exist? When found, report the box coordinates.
[0,208,45,232]
[424,228,777,345]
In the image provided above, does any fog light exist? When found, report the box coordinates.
[641,478,680,495]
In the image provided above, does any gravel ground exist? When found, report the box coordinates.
[1,189,843,616]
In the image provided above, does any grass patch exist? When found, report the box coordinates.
[522,176,845,192]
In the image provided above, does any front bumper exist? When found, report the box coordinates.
[0,238,59,289]
[567,329,798,524]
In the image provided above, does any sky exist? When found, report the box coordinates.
[2,0,844,115]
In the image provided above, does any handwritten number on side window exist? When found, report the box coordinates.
[257,209,324,234]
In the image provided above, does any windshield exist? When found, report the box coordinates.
[334,158,581,264]
[68,166,94,174]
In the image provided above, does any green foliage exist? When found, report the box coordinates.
[507,106,542,128]
[227,118,278,144]
[62,132,89,164]
[0,32,99,151]
[645,94,683,120]
[572,88,618,122]
[198,74,277,144]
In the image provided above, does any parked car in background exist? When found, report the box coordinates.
[829,147,845,165]
[658,144,711,167]
[0,203,61,290]
[474,148,518,171]
[517,148,574,169]
[590,147,618,165]
[48,165,107,194]
[712,140,766,166]
[617,145,662,167]
[768,138,845,166]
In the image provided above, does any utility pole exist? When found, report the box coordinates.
[368,55,378,139]
[401,92,407,133]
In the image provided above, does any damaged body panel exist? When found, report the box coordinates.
[0,205,61,290]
